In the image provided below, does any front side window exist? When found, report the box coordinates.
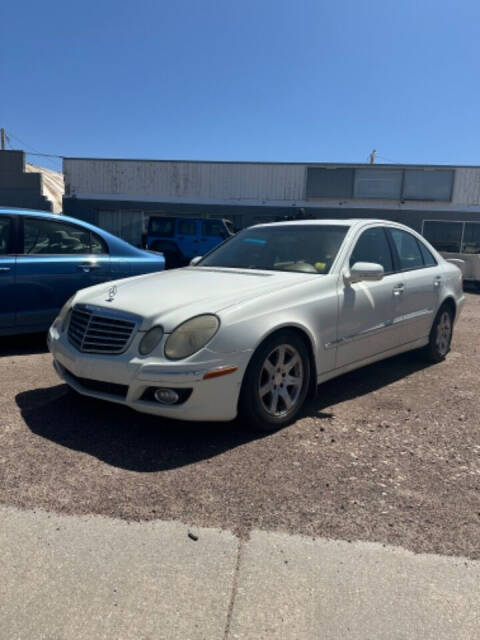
[23,218,91,254]
[422,220,462,253]
[178,220,197,235]
[390,229,423,271]
[350,227,394,274]
[0,217,11,255]
[199,225,348,274]
[462,223,480,254]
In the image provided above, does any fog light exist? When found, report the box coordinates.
[153,388,180,405]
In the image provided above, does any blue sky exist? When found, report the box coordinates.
[2,0,480,171]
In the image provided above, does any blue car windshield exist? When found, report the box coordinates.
[198,225,348,274]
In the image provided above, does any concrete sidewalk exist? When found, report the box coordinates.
[0,506,478,639]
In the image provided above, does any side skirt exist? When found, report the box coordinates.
[316,336,429,385]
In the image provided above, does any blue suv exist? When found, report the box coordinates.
[145,216,234,268]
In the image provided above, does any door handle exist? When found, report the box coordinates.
[434,277,442,287]
[0,267,11,272]
[77,262,100,272]
[393,283,405,296]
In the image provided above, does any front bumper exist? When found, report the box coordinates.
[48,326,251,422]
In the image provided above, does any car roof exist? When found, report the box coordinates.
[252,218,390,229]
[0,207,150,257]
[0,207,89,226]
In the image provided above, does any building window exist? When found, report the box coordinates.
[461,223,480,254]
[402,169,454,201]
[353,169,403,199]
[306,168,354,198]
[422,220,463,253]
[306,167,454,202]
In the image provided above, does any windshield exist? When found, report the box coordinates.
[198,224,348,274]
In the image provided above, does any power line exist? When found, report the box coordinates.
[6,130,63,159]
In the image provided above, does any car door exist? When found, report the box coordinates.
[176,219,199,260]
[15,216,111,329]
[0,214,16,329]
[336,226,401,368]
[387,227,441,344]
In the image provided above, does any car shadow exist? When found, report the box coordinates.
[0,332,48,356]
[16,350,433,472]
[16,384,267,471]
[300,350,434,420]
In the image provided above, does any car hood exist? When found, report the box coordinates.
[73,266,318,331]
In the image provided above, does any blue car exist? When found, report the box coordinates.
[0,208,165,335]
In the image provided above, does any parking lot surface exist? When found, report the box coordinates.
[1,292,479,559]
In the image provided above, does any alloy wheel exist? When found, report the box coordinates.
[258,344,304,417]
[435,311,452,356]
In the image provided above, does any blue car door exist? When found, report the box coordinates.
[176,219,199,260]
[0,215,16,329]
[15,216,111,330]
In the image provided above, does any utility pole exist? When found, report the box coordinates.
[369,149,377,164]
[0,128,5,150]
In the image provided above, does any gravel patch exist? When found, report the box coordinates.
[1,293,479,558]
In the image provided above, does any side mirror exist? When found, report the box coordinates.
[346,262,384,284]
[190,256,202,266]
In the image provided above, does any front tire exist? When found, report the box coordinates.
[239,331,311,432]
[423,305,454,363]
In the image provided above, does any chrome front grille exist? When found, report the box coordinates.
[68,305,137,354]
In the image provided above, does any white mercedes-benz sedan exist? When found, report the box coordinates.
[48,219,464,431]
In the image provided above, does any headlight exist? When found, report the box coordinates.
[55,295,74,332]
[139,326,164,356]
[165,314,219,360]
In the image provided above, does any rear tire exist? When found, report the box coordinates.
[239,331,311,432]
[423,304,454,363]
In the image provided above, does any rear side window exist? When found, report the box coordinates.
[350,227,394,274]
[91,232,108,254]
[0,217,11,255]
[149,217,175,236]
[417,240,437,266]
[23,218,91,255]
[390,229,423,271]
[202,220,227,237]
[178,220,197,235]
